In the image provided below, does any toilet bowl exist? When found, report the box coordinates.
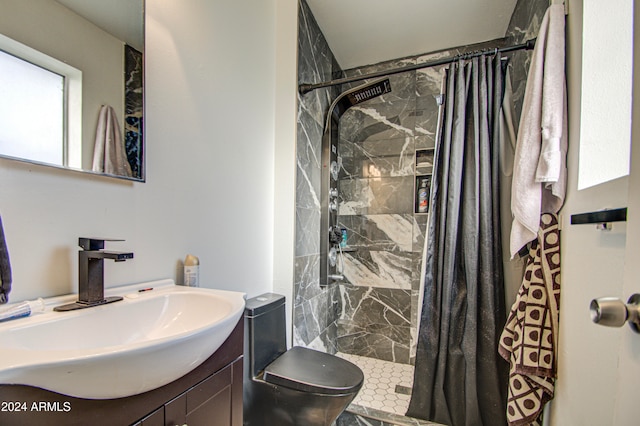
[243,293,364,426]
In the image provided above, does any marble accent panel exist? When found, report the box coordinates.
[296,108,323,211]
[412,214,429,253]
[340,102,416,143]
[307,320,339,354]
[414,134,436,151]
[337,410,395,426]
[358,135,415,158]
[413,98,440,145]
[339,176,414,216]
[343,250,413,290]
[337,320,411,364]
[339,406,441,426]
[293,283,341,347]
[339,285,411,327]
[341,136,415,179]
[338,214,414,253]
[294,253,322,305]
[297,0,340,127]
[295,206,320,257]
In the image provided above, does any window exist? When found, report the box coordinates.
[0,33,81,168]
[579,0,633,189]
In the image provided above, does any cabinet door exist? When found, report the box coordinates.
[133,406,164,426]
[185,364,233,426]
[164,393,187,426]
[164,359,242,426]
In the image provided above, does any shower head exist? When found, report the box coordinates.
[345,78,391,107]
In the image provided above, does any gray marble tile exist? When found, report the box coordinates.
[296,110,323,210]
[413,100,440,146]
[339,406,441,426]
[505,0,548,120]
[340,101,416,143]
[340,137,415,179]
[339,285,412,327]
[412,214,429,253]
[342,250,413,290]
[337,320,411,364]
[342,58,417,105]
[295,206,320,257]
[294,254,321,305]
[337,214,414,253]
[339,176,414,216]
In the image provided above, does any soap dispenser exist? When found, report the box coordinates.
[184,254,200,287]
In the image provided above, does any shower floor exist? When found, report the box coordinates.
[337,352,414,417]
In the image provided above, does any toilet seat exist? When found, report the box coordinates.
[263,346,364,395]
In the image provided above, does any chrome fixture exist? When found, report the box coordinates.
[590,294,640,333]
[54,238,133,312]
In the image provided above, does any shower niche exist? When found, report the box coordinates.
[414,149,434,214]
[319,78,391,286]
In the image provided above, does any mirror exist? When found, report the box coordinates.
[0,0,144,181]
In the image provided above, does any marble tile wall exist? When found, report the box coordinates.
[331,0,549,364]
[334,39,508,364]
[293,0,342,352]
[295,0,550,364]
[335,57,426,364]
[505,0,550,119]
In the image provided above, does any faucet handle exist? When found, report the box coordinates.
[78,238,125,251]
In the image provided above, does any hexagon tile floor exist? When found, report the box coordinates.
[337,352,414,416]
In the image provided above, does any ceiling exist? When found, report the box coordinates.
[305,0,518,70]
[55,0,144,52]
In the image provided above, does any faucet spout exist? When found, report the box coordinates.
[54,238,134,312]
[85,250,134,262]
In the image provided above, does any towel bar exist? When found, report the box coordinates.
[570,208,627,225]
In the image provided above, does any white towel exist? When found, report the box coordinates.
[92,105,133,177]
[510,4,567,258]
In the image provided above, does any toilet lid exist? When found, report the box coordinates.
[263,346,364,395]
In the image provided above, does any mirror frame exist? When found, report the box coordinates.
[0,0,145,182]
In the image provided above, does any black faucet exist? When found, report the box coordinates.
[54,238,134,312]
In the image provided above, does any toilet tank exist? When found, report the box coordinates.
[244,293,287,378]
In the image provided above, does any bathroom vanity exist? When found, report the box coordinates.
[0,318,243,426]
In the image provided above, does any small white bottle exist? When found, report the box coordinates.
[0,298,45,322]
[184,254,200,287]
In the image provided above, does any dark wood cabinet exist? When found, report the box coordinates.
[162,358,242,426]
[0,318,244,426]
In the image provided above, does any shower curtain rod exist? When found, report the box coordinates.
[299,38,536,94]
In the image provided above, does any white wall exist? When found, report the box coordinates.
[0,0,298,303]
[272,0,299,343]
[551,0,630,423]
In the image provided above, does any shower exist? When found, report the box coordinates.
[295,0,548,423]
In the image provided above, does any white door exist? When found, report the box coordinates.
[612,5,640,421]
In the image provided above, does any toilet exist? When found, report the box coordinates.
[243,293,364,425]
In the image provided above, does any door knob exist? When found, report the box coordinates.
[590,294,640,333]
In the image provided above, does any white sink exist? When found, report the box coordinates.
[0,280,245,399]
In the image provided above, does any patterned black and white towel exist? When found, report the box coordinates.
[499,213,561,426]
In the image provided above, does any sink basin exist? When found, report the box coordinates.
[0,280,245,399]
